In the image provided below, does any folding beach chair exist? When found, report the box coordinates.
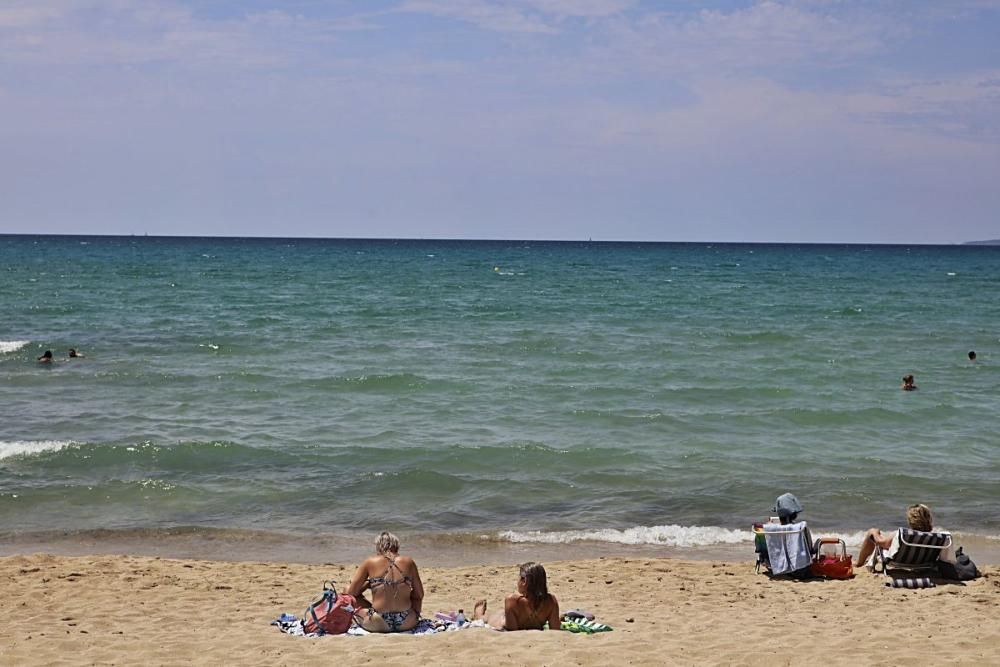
[756,521,814,577]
[752,524,768,573]
[870,528,952,578]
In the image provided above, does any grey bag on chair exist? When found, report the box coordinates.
[937,547,980,581]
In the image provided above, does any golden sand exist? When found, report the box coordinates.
[1,554,997,666]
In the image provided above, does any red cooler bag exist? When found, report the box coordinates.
[810,538,854,579]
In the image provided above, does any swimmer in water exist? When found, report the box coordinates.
[901,374,917,391]
[37,350,53,363]
[968,351,976,362]
[68,348,85,358]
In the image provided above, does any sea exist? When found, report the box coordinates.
[1,235,998,565]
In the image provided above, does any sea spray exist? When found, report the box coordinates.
[0,340,30,354]
[0,440,75,461]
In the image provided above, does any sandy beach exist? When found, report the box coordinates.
[1,553,997,666]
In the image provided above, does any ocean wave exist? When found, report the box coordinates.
[721,331,795,344]
[0,340,30,354]
[569,409,681,426]
[772,406,909,427]
[497,525,871,548]
[0,440,75,460]
[296,373,431,392]
[0,439,291,472]
[813,531,866,547]
[497,524,749,547]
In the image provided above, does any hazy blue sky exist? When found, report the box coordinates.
[1,1,998,242]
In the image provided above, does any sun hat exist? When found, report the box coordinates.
[773,492,803,519]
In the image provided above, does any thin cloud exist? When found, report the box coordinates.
[0,5,62,28]
[605,2,895,78]
[1,0,998,241]
[519,0,636,18]
[395,0,635,33]
[396,0,557,33]
[0,1,363,68]
[853,71,1000,142]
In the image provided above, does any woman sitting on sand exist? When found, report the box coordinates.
[474,562,560,631]
[855,503,956,567]
[346,531,424,632]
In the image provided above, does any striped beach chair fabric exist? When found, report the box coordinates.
[885,577,936,589]
[872,528,952,580]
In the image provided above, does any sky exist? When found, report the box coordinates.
[1,0,999,243]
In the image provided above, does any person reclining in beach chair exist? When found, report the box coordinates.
[855,503,955,575]
[755,493,815,578]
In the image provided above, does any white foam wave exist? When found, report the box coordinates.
[0,440,75,460]
[0,340,30,354]
[499,524,750,547]
[816,531,867,547]
[498,526,872,548]
[810,531,996,547]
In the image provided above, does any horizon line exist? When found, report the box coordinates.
[1,232,994,247]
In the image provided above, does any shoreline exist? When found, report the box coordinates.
[1,552,997,666]
[3,526,999,567]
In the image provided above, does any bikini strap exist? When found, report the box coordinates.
[387,555,413,581]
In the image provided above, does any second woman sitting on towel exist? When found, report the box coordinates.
[346,531,424,632]
[473,562,560,631]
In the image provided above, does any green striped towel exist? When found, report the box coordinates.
[560,618,613,633]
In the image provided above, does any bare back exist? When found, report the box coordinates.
[500,593,560,631]
[348,553,423,614]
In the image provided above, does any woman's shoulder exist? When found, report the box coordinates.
[393,554,418,570]
[359,554,384,569]
[506,593,557,608]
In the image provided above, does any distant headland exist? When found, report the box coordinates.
[964,239,1000,245]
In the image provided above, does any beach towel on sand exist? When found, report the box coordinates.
[271,615,442,637]
[560,618,613,634]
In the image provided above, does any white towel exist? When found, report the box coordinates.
[347,618,441,636]
[273,616,442,637]
[763,521,811,575]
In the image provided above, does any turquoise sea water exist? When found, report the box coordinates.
[1,236,998,560]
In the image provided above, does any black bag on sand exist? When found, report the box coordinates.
[937,547,980,581]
